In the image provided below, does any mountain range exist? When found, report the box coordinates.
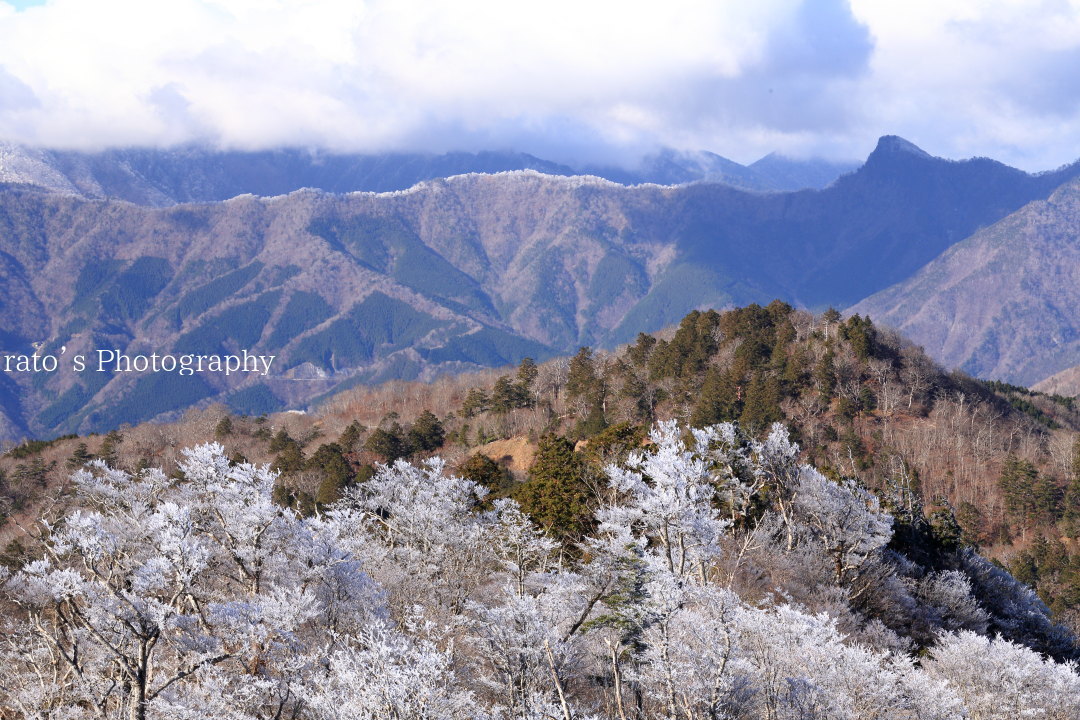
[0,136,1078,440]
[0,143,858,206]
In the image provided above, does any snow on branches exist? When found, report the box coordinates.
[0,424,1077,720]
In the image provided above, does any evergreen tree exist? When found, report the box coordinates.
[955,500,985,547]
[1031,473,1063,526]
[567,346,607,436]
[272,439,305,473]
[512,434,595,540]
[739,372,783,432]
[66,442,93,470]
[214,415,234,440]
[626,332,656,367]
[649,310,721,379]
[840,314,877,360]
[308,442,355,505]
[98,430,123,466]
[821,307,842,340]
[928,507,963,551]
[489,376,520,415]
[364,426,409,463]
[814,347,837,403]
[516,357,538,390]
[690,366,740,427]
[566,346,600,400]
[573,395,609,439]
[461,388,489,418]
[269,428,294,452]
[408,411,446,452]
[999,455,1039,525]
[1010,550,1038,586]
[338,421,364,452]
[456,453,513,494]
[580,422,645,468]
[1063,436,1080,535]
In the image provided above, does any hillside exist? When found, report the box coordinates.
[852,177,1080,386]
[1035,365,1080,397]
[0,137,1077,440]
[6,303,1080,627]
[3,304,1080,719]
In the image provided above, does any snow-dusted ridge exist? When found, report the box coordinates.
[342,168,676,199]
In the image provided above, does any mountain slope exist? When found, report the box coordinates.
[852,177,1080,385]
[1033,365,1080,397]
[2,136,1080,438]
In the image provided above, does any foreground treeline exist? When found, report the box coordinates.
[2,420,1078,720]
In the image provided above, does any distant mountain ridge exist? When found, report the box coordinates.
[0,143,857,206]
[0,136,1078,440]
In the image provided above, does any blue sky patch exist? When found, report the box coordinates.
[6,0,47,11]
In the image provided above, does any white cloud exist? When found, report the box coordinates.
[0,0,1079,169]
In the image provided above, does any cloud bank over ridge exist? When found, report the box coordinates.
[1,0,1079,170]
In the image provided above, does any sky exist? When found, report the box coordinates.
[1,0,1079,170]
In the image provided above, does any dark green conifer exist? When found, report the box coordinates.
[408,411,446,452]
[461,388,489,418]
[516,357,538,389]
[66,442,93,470]
[512,434,595,541]
[739,373,783,432]
[364,426,409,463]
[269,429,293,452]
[457,453,513,494]
[999,454,1039,525]
[338,421,364,452]
[490,376,519,415]
[272,440,305,473]
[627,332,656,367]
[691,366,740,427]
[566,347,599,400]
[308,442,354,505]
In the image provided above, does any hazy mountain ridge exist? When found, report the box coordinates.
[0,142,857,206]
[1034,366,1080,397]
[852,177,1080,386]
[1,137,1079,439]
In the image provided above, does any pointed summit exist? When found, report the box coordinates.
[870,135,932,160]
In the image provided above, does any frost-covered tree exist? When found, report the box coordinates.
[914,570,990,634]
[0,444,382,720]
[598,420,733,582]
[330,457,491,615]
[925,630,1080,719]
[756,422,802,550]
[467,574,589,717]
[303,620,482,720]
[628,581,751,720]
[792,466,892,586]
[2,421,1078,720]
[733,603,954,720]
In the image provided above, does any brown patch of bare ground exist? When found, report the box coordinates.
[474,436,536,474]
